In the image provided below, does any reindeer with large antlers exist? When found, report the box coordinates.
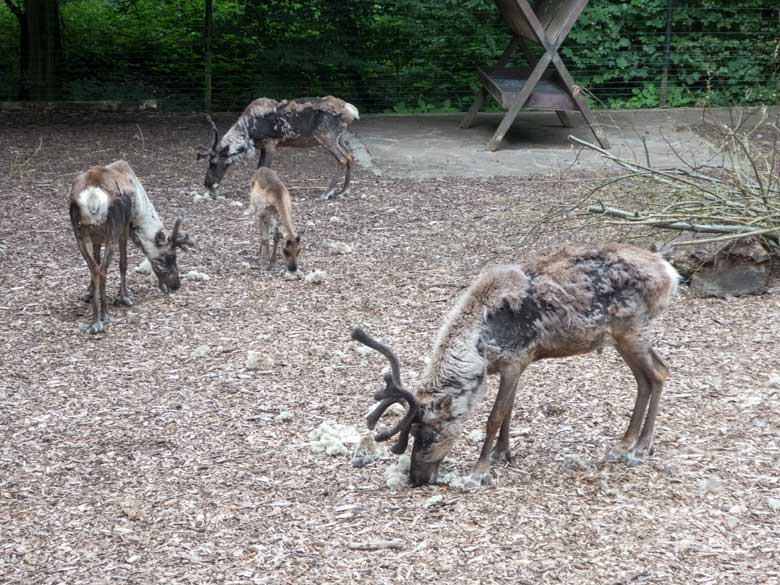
[353,244,680,488]
[197,96,359,200]
[69,160,194,334]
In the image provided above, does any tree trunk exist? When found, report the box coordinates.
[4,0,29,98]
[25,0,62,101]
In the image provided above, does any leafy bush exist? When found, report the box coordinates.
[0,0,777,111]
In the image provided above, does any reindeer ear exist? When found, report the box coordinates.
[295,234,301,243]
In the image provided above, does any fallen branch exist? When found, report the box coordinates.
[347,539,405,551]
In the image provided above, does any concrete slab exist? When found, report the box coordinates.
[349,107,775,179]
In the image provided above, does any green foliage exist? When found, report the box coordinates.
[0,0,777,111]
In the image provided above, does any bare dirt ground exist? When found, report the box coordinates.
[1,112,779,585]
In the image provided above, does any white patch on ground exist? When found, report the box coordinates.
[465,429,485,445]
[275,410,293,423]
[190,345,210,359]
[424,494,444,508]
[768,373,780,389]
[308,422,361,457]
[192,191,214,203]
[436,467,466,490]
[304,270,325,285]
[768,497,780,512]
[229,200,243,208]
[283,270,302,281]
[384,455,410,490]
[134,258,152,274]
[184,270,210,281]
[326,240,353,255]
[246,351,274,370]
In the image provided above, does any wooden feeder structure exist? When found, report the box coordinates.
[461,0,610,151]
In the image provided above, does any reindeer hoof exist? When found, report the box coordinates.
[626,444,654,466]
[606,444,631,463]
[82,320,106,335]
[319,189,337,201]
[491,448,512,465]
[114,295,134,307]
[464,471,491,489]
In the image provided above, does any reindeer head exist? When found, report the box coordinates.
[352,327,458,486]
[197,115,230,191]
[281,227,305,273]
[151,214,194,293]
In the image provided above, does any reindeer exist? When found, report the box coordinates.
[69,160,194,334]
[352,244,680,489]
[197,96,359,200]
[249,168,303,273]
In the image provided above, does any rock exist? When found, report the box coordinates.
[698,476,722,495]
[466,430,485,445]
[768,373,780,389]
[326,240,353,255]
[134,259,152,274]
[690,262,768,298]
[274,410,292,423]
[768,497,780,512]
[184,270,210,281]
[669,237,771,298]
[424,494,444,508]
[190,345,210,359]
[246,351,274,370]
[304,270,326,285]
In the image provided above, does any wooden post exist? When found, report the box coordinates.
[204,0,213,112]
[659,0,673,108]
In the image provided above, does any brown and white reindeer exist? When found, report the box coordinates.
[198,96,359,200]
[353,244,680,488]
[69,160,194,334]
[249,168,303,273]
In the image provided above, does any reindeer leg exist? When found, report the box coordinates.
[337,134,354,195]
[257,140,275,168]
[465,366,523,488]
[271,225,281,269]
[115,227,133,306]
[315,132,350,200]
[629,348,668,462]
[608,340,656,463]
[492,409,514,464]
[76,238,105,334]
[80,243,101,302]
[98,245,114,327]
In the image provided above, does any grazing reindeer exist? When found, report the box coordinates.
[249,168,303,273]
[198,96,359,200]
[69,160,194,334]
[353,244,680,488]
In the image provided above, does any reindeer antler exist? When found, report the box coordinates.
[197,114,220,160]
[352,327,419,454]
[168,214,195,250]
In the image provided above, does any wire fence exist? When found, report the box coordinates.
[0,1,778,113]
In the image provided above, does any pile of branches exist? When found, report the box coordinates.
[573,109,780,253]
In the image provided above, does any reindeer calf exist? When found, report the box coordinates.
[249,168,302,273]
[353,244,680,488]
[69,160,193,334]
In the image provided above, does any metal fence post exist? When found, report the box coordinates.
[659,0,673,108]
[204,0,213,112]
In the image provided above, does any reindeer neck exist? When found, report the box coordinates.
[276,196,295,239]
[419,293,487,405]
[129,179,165,260]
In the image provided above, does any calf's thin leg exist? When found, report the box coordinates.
[608,339,657,462]
[76,238,106,334]
[492,408,514,464]
[630,348,668,461]
[98,245,114,326]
